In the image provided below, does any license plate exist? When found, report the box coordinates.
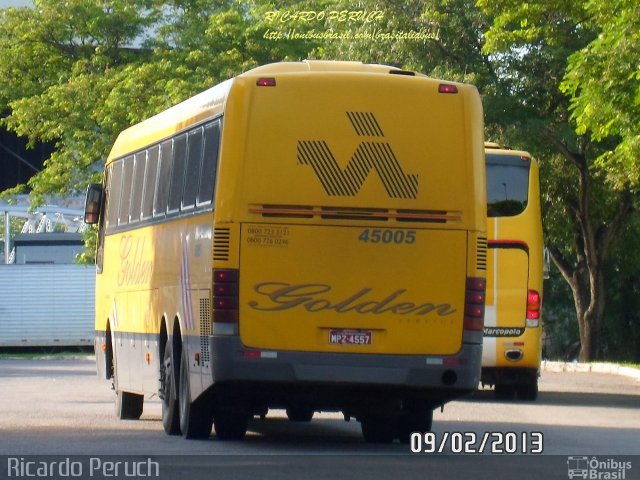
[329,330,372,345]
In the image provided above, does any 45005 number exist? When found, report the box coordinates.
[358,229,416,245]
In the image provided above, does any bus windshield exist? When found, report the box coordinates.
[486,153,530,217]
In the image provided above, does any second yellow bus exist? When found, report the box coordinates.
[481,143,544,400]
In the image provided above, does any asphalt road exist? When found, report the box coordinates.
[0,358,638,480]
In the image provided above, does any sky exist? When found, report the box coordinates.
[0,0,32,7]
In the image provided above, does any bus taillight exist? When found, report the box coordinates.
[213,269,239,325]
[526,289,541,327]
[463,277,486,332]
[256,77,276,87]
[438,83,458,94]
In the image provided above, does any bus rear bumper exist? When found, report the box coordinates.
[209,336,481,397]
[481,366,539,387]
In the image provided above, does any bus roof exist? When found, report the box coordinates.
[485,144,533,160]
[240,60,427,76]
[107,61,449,163]
[107,78,233,162]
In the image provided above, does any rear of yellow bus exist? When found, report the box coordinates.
[482,145,543,400]
[209,61,487,441]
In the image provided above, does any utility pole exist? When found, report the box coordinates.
[4,210,10,264]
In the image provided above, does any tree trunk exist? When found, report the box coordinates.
[561,261,602,362]
[546,137,633,363]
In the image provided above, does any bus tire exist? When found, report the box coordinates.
[286,407,314,422]
[396,408,433,443]
[213,411,249,441]
[115,390,143,420]
[161,340,181,435]
[494,383,516,400]
[361,416,396,444]
[516,379,538,401]
[179,347,213,439]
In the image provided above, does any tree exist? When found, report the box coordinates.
[561,0,640,188]
[478,0,637,361]
[0,0,158,204]
[0,0,315,205]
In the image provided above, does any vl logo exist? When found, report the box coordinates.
[297,112,418,199]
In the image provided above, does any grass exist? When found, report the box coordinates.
[620,362,640,369]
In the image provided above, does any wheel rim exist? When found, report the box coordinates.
[161,340,181,435]
[161,347,173,404]
[179,350,190,433]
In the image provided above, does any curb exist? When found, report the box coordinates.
[542,361,640,381]
[3,356,639,381]
[0,355,96,361]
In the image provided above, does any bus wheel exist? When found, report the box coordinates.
[161,340,181,435]
[516,380,538,401]
[179,347,213,439]
[361,416,396,444]
[286,407,314,422]
[213,411,249,441]
[494,383,516,400]
[396,408,433,444]
[115,390,143,420]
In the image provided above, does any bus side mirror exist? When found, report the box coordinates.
[84,183,104,225]
[543,248,551,280]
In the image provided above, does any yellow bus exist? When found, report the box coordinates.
[481,143,543,400]
[84,60,487,443]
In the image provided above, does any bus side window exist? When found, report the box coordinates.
[119,155,134,227]
[198,120,221,207]
[154,140,173,218]
[182,128,203,211]
[129,151,147,224]
[106,161,123,231]
[168,133,187,214]
[142,145,159,221]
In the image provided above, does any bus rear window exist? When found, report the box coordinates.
[486,154,530,217]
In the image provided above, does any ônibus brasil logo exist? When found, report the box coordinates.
[567,456,632,479]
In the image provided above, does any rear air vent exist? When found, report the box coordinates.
[477,236,488,270]
[249,205,462,224]
[213,228,230,261]
[252,205,313,219]
[199,298,211,363]
[389,70,416,76]
[321,206,388,221]
[396,209,462,223]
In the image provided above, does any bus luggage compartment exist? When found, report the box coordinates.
[238,223,468,356]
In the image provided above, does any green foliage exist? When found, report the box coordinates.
[542,272,580,360]
[76,226,97,264]
[478,0,593,146]
[561,0,640,189]
[0,0,156,205]
[479,0,639,361]
[600,216,640,362]
[313,0,495,87]
[0,0,315,205]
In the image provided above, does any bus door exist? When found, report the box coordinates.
[483,231,530,364]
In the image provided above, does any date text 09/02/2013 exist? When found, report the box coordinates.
[410,431,544,454]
